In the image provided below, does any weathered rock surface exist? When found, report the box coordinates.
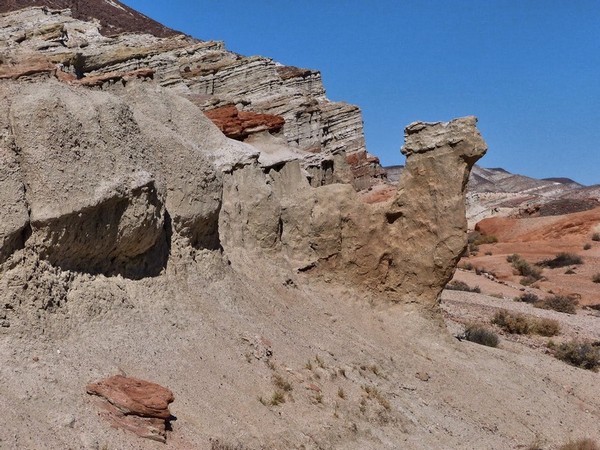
[0,0,179,37]
[204,105,285,140]
[87,375,174,442]
[0,6,384,190]
[220,117,486,308]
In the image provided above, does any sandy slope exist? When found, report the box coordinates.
[1,253,598,449]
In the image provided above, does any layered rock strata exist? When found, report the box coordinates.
[0,6,384,189]
[0,6,486,319]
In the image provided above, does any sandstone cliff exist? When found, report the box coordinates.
[4,5,563,450]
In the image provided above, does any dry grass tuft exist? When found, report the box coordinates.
[535,295,578,314]
[464,323,499,347]
[558,438,600,450]
[551,340,600,371]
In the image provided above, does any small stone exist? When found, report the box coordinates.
[0,320,10,328]
[415,372,430,382]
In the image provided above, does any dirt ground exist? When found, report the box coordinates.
[1,251,599,449]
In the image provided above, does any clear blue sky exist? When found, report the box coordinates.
[122,0,599,186]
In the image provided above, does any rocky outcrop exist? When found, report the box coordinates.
[0,0,179,37]
[220,117,486,308]
[204,105,285,140]
[0,6,384,190]
[87,375,174,443]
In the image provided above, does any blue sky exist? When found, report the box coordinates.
[121,1,599,185]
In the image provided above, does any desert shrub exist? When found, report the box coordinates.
[592,233,600,242]
[272,374,292,392]
[520,275,540,286]
[515,292,539,304]
[583,243,592,250]
[445,281,481,293]
[492,310,531,334]
[459,262,474,271]
[592,273,600,283]
[553,341,600,371]
[532,318,560,337]
[535,295,578,314]
[538,252,583,268]
[211,440,249,450]
[472,233,498,245]
[492,310,559,336]
[558,438,599,450]
[464,323,499,347]
[509,254,543,280]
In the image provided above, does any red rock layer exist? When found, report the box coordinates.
[87,375,174,443]
[204,105,285,140]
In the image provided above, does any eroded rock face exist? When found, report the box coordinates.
[0,6,384,190]
[87,375,174,443]
[221,117,486,308]
[0,7,485,321]
[204,105,285,140]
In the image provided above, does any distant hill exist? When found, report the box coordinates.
[0,0,180,37]
[384,164,599,226]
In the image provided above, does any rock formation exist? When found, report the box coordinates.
[0,4,490,447]
[0,5,488,319]
[87,375,174,442]
[220,116,486,307]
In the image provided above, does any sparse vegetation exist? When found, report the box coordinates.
[551,340,600,371]
[558,438,600,450]
[315,355,325,368]
[445,280,481,293]
[270,390,286,406]
[464,323,499,347]
[509,254,543,283]
[492,309,560,336]
[361,385,391,410]
[532,318,561,337]
[592,273,600,283]
[272,373,292,392]
[535,295,578,314]
[515,292,539,304]
[469,231,498,246]
[492,310,531,334]
[459,262,474,271]
[211,439,249,450]
[537,252,583,268]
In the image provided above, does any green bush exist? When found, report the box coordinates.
[464,324,499,347]
[552,341,600,371]
[535,295,578,314]
[509,254,543,281]
[538,252,583,268]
